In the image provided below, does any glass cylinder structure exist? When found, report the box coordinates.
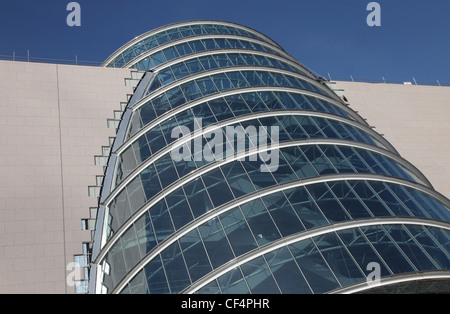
[90,21,450,294]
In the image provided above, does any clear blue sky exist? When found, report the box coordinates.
[0,0,448,84]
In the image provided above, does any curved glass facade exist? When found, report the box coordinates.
[91,21,450,294]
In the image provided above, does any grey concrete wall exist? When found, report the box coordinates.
[332,81,450,199]
[0,60,133,293]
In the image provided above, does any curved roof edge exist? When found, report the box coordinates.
[101,20,285,67]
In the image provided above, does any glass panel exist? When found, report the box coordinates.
[185,58,204,74]
[226,71,249,89]
[313,232,366,287]
[321,145,356,174]
[208,98,234,121]
[179,229,212,283]
[132,134,151,164]
[183,178,213,218]
[154,155,179,189]
[144,256,170,294]
[149,199,174,244]
[368,182,411,217]
[202,39,219,50]
[256,71,276,85]
[217,267,249,294]
[127,270,147,294]
[240,256,281,294]
[284,187,328,229]
[384,225,438,271]
[226,94,252,115]
[181,81,202,102]
[188,40,206,53]
[212,73,232,91]
[337,146,371,173]
[120,224,141,271]
[160,241,191,293]
[126,175,147,216]
[220,207,258,256]
[262,192,305,237]
[306,183,351,223]
[297,116,324,138]
[199,220,235,269]
[242,152,277,183]
[162,47,179,62]
[212,54,233,67]
[134,211,157,256]
[108,240,127,285]
[265,247,312,294]
[361,225,416,274]
[426,227,450,252]
[337,228,392,277]
[349,181,393,217]
[157,67,175,85]
[202,168,234,207]
[171,63,190,80]
[220,162,255,198]
[302,145,337,175]
[154,31,169,45]
[289,239,341,293]
[241,92,267,112]
[195,76,217,96]
[327,181,372,219]
[281,146,318,178]
[178,26,194,37]
[198,56,218,71]
[388,185,429,219]
[407,225,450,270]
[227,53,247,66]
[140,103,157,125]
[165,187,193,230]
[240,199,281,246]
[196,280,221,294]
[166,28,182,41]
[151,51,166,67]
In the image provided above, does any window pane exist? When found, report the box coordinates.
[179,229,212,282]
[306,183,350,223]
[361,225,416,274]
[262,192,305,237]
[144,256,170,294]
[220,207,258,256]
[314,232,366,287]
[284,187,328,229]
[265,247,312,294]
[289,239,341,293]
[217,267,249,294]
[202,169,234,207]
[183,178,213,218]
[385,224,438,271]
[160,242,191,293]
[337,227,391,277]
[240,256,281,294]
[328,181,372,219]
[199,220,235,269]
[240,199,281,246]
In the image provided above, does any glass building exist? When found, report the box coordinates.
[89,21,450,294]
